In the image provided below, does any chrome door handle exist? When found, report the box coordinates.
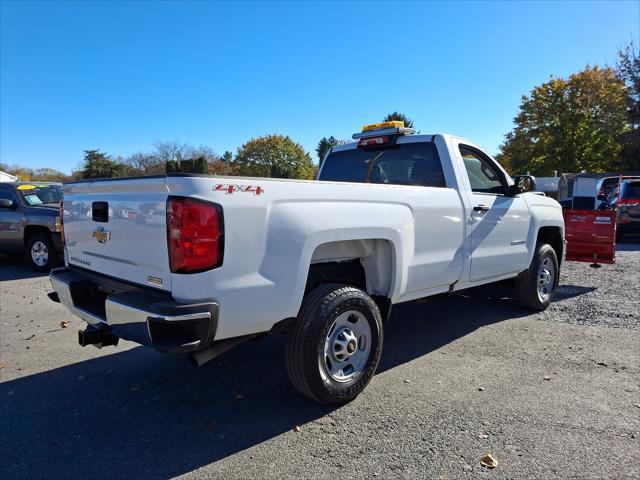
[473,204,490,212]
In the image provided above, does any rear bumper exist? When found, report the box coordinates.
[49,267,218,354]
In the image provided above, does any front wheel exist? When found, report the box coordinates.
[26,233,57,272]
[515,243,559,311]
[285,284,384,404]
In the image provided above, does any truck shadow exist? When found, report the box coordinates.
[0,255,47,281]
[0,284,576,479]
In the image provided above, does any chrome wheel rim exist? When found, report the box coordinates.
[321,310,372,383]
[31,241,49,267]
[537,257,555,302]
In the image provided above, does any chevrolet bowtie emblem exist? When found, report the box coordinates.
[92,226,111,243]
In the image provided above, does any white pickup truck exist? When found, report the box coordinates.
[50,122,566,404]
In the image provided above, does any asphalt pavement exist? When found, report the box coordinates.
[1,243,639,480]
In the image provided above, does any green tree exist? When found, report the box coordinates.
[221,151,233,162]
[193,156,208,173]
[498,66,630,175]
[235,135,314,179]
[316,136,341,166]
[616,41,640,170]
[165,160,179,173]
[80,149,128,179]
[383,111,414,129]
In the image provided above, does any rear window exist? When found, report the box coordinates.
[319,142,446,188]
[621,182,640,199]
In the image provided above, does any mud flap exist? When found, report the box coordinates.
[564,209,617,265]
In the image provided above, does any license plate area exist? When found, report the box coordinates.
[70,280,108,319]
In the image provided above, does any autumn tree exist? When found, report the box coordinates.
[235,135,314,179]
[498,66,630,175]
[616,41,640,170]
[383,111,414,129]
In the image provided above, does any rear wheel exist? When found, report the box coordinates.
[285,283,383,404]
[515,243,559,311]
[26,233,57,272]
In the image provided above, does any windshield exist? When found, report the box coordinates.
[16,184,63,206]
[319,142,446,187]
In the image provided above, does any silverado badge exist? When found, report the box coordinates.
[92,226,111,243]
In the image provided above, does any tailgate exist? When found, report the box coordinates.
[63,177,171,291]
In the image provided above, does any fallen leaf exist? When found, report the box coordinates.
[0,364,6,369]
[480,453,498,468]
[60,321,70,329]
[543,376,551,381]
[634,403,640,408]
[478,433,489,439]
[293,426,301,433]
[478,387,485,391]
[404,379,411,384]
[235,394,244,400]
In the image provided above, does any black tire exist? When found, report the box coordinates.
[285,283,383,404]
[515,243,559,311]
[26,233,57,272]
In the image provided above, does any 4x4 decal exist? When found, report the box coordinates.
[213,184,263,195]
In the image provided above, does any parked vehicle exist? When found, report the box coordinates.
[0,182,63,271]
[602,179,640,241]
[50,122,568,404]
[563,173,640,210]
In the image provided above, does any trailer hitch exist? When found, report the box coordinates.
[78,326,119,349]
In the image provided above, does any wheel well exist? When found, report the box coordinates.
[306,239,395,323]
[23,225,50,246]
[305,260,366,294]
[537,226,563,265]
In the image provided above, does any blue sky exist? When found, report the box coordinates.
[1,1,638,173]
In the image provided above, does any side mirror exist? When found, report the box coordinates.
[507,175,536,196]
[0,198,14,209]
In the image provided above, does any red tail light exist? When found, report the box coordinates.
[167,197,224,273]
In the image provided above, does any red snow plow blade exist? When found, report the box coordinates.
[563,209,617,264]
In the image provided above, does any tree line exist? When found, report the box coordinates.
[1,114,411,182]
[497,42,639,175]
[2,42,638,182]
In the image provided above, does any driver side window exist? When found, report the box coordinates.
[0,188,16,202]
[459,145,506,194]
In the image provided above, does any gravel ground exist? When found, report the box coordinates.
[1,243,639,480]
